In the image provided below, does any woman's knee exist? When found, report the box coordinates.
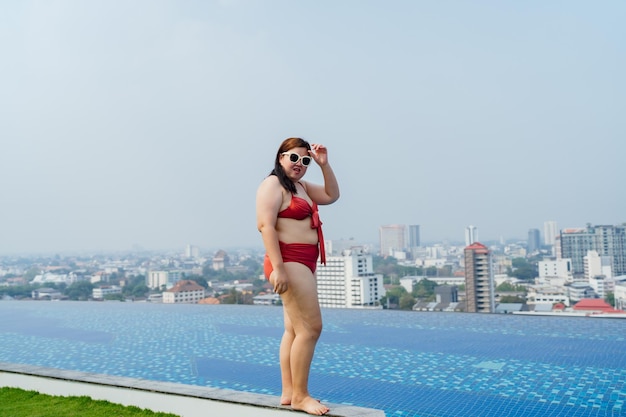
[305,319,323,339]
[284,325,296,339]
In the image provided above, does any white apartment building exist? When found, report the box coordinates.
[589,276,615,300]
[147,270,185,289]
[526,285,570,307]
[584,250,613,280]
[92,285,122,300]
[538,258,573,282]
[584,251,614,299]
[317,247,385,309]
[148,271,168,289]
[162,280,205,304]
[567,282,595,302]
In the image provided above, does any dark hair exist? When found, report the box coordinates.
[270,137,311,194]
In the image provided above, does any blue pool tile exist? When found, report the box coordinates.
[0,301,625,417]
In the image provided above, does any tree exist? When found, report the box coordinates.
[187,274,209,289]
[122,275,149,299]
[373,255,402,280]
[605,291,615,307]
[131,284,149,298]
[399,293,416,310]
[24,267,40,281]
[507,258,537,281]
[0,284,37,299]
[499,295,526,303]
[65,281,94,301]
[413,279,437,300]
[220,288,253,305]
[104,293,125,301]
[380,286,407,309]
[424,266,438,277]
[496,282,526,292]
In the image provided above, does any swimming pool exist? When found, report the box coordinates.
[0,301,624,416]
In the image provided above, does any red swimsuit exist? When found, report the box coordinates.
[263,193,325,279]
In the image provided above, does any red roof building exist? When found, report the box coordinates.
[464,242,494,313]
[572,299,625,314]
[162,280,206,304]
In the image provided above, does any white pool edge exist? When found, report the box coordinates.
[0,362,384,417]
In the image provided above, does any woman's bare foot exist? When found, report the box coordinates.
[281,395,321,406]
[292,396,329,415]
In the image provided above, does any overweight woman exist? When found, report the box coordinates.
[256,137,340,415]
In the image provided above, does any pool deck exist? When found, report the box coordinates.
[0,362,384,417]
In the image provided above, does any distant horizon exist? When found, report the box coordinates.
[2,226,619,258]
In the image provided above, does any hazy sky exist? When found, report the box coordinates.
[1,1,624,254]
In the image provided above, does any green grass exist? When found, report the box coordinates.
[0,387,180,417]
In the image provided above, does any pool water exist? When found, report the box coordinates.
[0,301,624,417]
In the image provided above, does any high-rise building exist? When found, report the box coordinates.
[465,225,477,246]
[185,244,199,259]
[527,229,541,254]
[544,221,558,246]
[464,242,494,313]
[316,247,385,309]
[379,224,406,257]
[408,225,420,248]
[560,224,626,276]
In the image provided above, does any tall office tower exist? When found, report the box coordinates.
[560,224,626,276]
[465,225,477,246]
[544,221,558,246]
[185,244,199,259]
[464,242,495,313]
[527,229,541,253]
[379,224,406,257]
[408,225,421,248]
[316,247,385,309]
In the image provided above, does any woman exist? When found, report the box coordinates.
[256,137,340,415]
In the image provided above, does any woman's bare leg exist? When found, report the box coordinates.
[280,262,329,415]
[279,308,294,405]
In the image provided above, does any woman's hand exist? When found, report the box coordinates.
[270,268,289,294]
[309,143,328,167]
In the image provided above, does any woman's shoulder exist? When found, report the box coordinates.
[258,175,285,197]
[259,174,280,188]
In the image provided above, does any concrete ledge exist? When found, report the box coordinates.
[0,362,384,417]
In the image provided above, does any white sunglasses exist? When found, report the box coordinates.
[282,152,312,166]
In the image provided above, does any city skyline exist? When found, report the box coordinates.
[1,1,624,254]
[2,220,626,257]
